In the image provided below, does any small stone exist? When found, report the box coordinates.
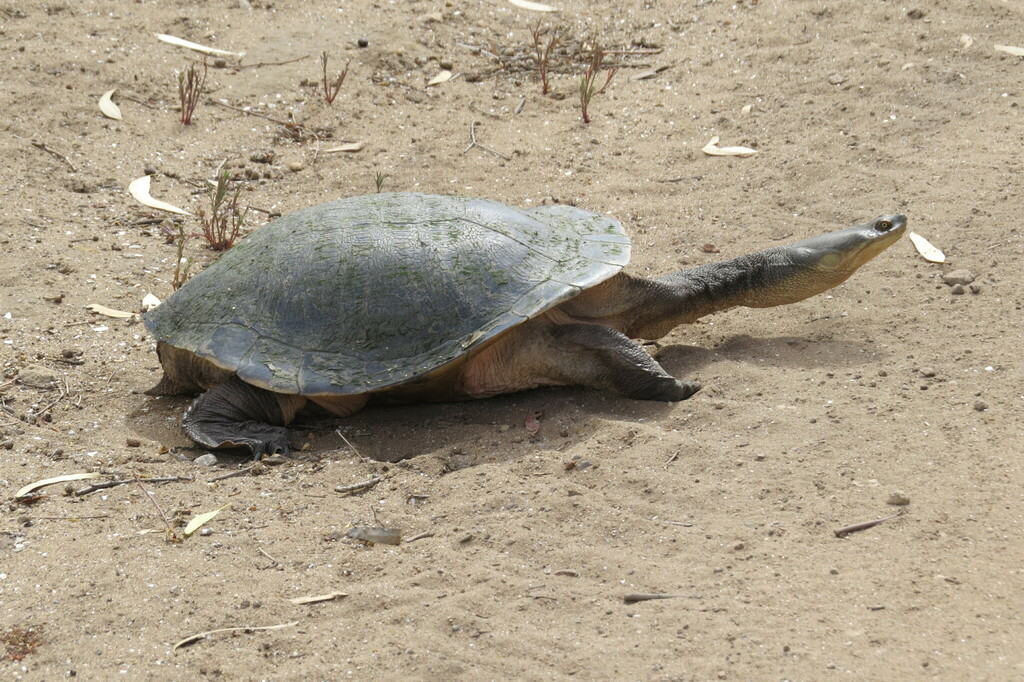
[950,283,965,295]
[907,8,926,19]
[969,283,981,295]
[877,369,888,377]
[942,269,975,286]
[287,161,304,173]
[18,364,59,388]
[918,367,936,378]
[1,440,13,450]
[887,491,911,506]
[194,453,218,467]
[733,542,745,551]
[829,568,839,575]
[249,150,275,164]
[973,400,988,412]
[125,438,141,448]
[827,73,846,85]
[439,59,453,71]
[357,38,369,48]
[199,528,214,536]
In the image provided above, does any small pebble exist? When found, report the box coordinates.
[969,283,981,294]
[887,491,911,506]
[199,528,214,536]
[18,364,59,387]
[1,440,13,450]
[733,542,745,551]
[357,38,369,48]
[126,438,141,447]
[194,453,218,467]
[950,283,965,295]
[918,367,936,378]
[973,400,988,412]
[942,269,976,286]
[287,161,304,173]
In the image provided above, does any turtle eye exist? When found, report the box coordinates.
[875,219,893,232]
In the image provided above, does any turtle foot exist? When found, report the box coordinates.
[181,376,296,461]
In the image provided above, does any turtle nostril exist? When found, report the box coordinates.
[875,219,893,232]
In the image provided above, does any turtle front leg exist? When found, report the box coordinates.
[183,376,307,460]
[547,323,701,401]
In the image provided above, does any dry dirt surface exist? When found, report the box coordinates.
[1,0,1022,679]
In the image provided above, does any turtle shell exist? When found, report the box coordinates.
[144,193,631,395]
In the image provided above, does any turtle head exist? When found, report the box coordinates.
[745,214,907,307]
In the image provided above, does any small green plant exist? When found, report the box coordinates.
[374,171,386,193]
[529,22,563,95]
[177,62,207,125]
[198,169,247,251]
[578,43,618,124]
[320,51,350,105]
[171,222,193,291]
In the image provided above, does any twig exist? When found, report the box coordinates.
[237,55,309,69]
[834,513,900,538]
[208,465,259,483]
[461,121,509,160]
[333,475,383,495]
[256,546,281,566]
[210,99,303,128]
[405,531,435,543]
[623,593,681,604]
[663,451,678,467]
[15,135,78,172]
[136,478,180,541]
[334,430,369,462]
[75,476,191,496]
[173,621,299,651]
[663,520,694,527]
[32,514,110,521]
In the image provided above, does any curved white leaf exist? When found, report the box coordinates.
[16,472,101,498]
[702,135,758,157]
[426,70,452,87]
[509,0,559,11]
[184,504,231,536]
[156,33,245,58]
[128,175,192,216]
[909,232,946,263]
[99,89,122,120]
[994,44,1024,57]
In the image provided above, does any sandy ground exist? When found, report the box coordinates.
[1,0,1022,679]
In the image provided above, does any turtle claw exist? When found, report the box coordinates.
[181,377,295,460]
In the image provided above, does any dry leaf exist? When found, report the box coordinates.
[156,33,245,58]
[98,89,122,120]
[142,293,161,311]
[183,504,231,536]
[16,472,102,498]
[426,70,452,87]
[86,303,135,319]
[628,65,670,82]
[173,621,298,651]
[959,34,974,49]
[909,232,946,263]
[741,104,753,115]
[289,591,348,605]
[994,44,1024,57]
[128,175,192,216]
[702,136,758,157]
[508,0,559,11]
[323,142,365,153]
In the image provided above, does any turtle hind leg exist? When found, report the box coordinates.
[183,376,307,460]
[547,323,701,401]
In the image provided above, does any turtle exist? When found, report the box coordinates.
[144,192,906,459]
